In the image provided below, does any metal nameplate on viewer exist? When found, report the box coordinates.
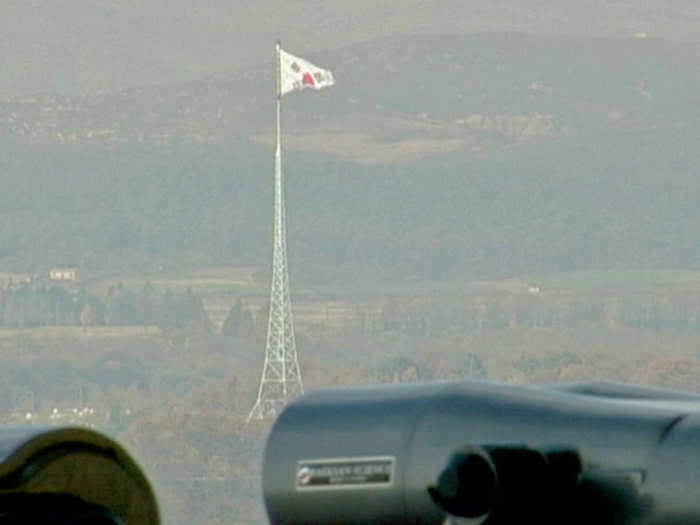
[296,456,395,490]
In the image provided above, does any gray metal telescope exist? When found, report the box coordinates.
[263,380,700,525]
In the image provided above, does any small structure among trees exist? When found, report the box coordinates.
[49,268,77,282]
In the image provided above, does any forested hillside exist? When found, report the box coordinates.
[4,1,700,98]
[2,33,700,282]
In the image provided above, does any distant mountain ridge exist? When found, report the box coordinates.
[2,32,700,281]
[3,0,700,97]
[4,33,699,163]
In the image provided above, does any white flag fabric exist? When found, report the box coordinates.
[280,49,335,95]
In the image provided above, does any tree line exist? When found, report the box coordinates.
[0,282,212,333]
[377,291,700,337]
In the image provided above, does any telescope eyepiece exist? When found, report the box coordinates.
[428,446,497,522]
[430,445,583,525]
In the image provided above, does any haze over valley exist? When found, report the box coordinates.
[2,2,700,524]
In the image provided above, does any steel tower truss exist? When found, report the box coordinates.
[247,41,303,422]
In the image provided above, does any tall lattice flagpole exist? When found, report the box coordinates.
[248,40,304,422]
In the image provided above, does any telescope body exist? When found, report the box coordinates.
[263,381,700,525]
[0,426,159,524]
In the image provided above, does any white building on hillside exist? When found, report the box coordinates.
[49,268,77,282]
